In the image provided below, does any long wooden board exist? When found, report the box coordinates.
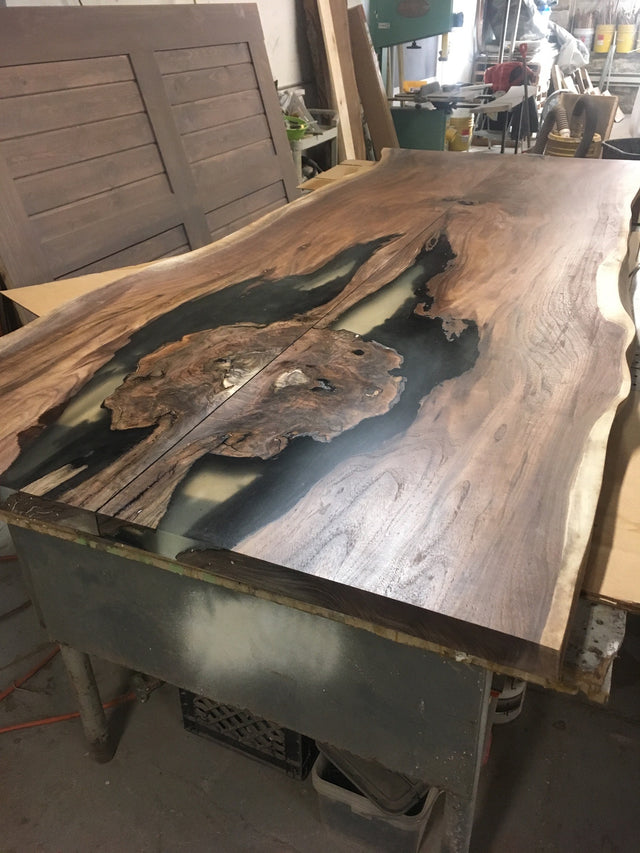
[348,4,399,159]
[0,4,298,288]
[0,150,637,680]
[582,390,640,611]
[316,0,367,161]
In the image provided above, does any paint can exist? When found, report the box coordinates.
[573,27,594,51]
[446,111,474,152]
[616,24,636,53]
[594,24,615,53]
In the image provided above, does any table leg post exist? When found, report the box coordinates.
[59,645,115,763]
[440,669,492,853]
[501,112,509,154]
[290,144,302,182]
[441,792,477,853]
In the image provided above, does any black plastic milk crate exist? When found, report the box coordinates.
[179,689,317,780]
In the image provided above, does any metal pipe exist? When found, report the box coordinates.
[385,47,394,99]
[509,0,523,59]
[498,0,513,64]
[59,644,115,763]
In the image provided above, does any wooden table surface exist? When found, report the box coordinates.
[1,149,638,682]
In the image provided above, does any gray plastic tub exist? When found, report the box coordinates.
[311,754,441,853]
[602,138,640,160]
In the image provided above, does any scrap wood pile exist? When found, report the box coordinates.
[302,0,398,162]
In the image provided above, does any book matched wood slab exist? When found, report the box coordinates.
[0,150,638,681]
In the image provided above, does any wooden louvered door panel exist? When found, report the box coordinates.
[0,4,298,289]
[156,44,290,244]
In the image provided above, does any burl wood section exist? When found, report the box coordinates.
[0,151,637,678]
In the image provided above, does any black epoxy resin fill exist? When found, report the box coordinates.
[5,238,391,495]
[160,234,480,550]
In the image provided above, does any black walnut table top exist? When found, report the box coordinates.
[1,149,638,680]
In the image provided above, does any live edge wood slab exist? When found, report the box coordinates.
[0,150,638,682]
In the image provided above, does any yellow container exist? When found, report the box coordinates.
[402,79,429,93]
[545,131,602,159]
[594,23,615,52]
[446,116,474,152]
[616,24,636,53]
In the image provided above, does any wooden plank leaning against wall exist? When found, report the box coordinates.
[316,0,368,160]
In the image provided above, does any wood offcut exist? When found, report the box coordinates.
[316,0,367,161]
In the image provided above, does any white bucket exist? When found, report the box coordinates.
[573,27,594,50]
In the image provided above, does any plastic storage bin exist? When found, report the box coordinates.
[602,138,640,160]
[318,742,430,815]
[312,754,440,853]
[179,689,317,779]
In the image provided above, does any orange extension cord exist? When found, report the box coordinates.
[0,645,61,704]
[0,644,135,735]
[0,692,136,735]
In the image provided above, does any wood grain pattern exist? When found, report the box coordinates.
[0,56,134,98]
[155,44,252,76]
[3,264,152,319]
[0,150,637,680]
[64,228,190,279]
[36,175,173,246]
[302,0,334,111]
[316,0,367,161]
[0,152,497,494]
[192,140,282,210]
[130,49,211,251]
[182,115,271,165]
[0,4,298,288]
[0,154,53,287]
[18,145,165,216]
[161,63,258,105]
[1,114,156,180]
[0,82,144,140]
[43,198,184,279]
[171,90,265,135]
[205,183,287,240]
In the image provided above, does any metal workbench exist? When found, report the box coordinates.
[2,492,626,853]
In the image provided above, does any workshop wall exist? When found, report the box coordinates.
[436,0,476,85]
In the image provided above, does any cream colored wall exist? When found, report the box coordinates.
[436,0,476,86]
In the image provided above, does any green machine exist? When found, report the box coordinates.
[369,0,456,151]
[390,106,448,151]
[369,0,454,50]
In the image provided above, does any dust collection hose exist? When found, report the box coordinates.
[533,95,598,158]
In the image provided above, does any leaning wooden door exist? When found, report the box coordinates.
[0,4,298,288]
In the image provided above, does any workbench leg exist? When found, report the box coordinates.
[59,645,115,763]
[441,793,477,853]
[500,112,509,154]
[440,669,492,853]
[291,145,302,182]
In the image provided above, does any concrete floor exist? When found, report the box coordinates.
[1,528,639,853]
